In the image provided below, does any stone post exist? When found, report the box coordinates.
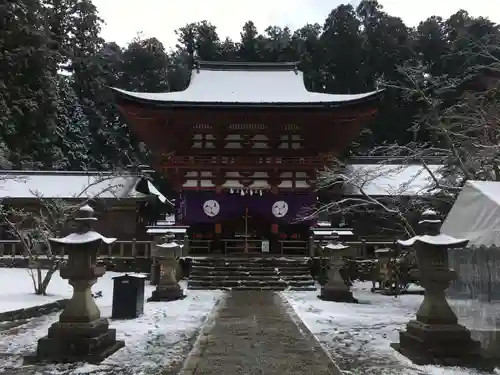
[149,234,162,285]
[318,240,357,303]
[183,234,190,257]
[35,205,124,364]
[148,232,185,302]
[391,210,492,370]
[308,232,315,257]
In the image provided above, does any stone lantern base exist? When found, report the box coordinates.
[318,285,358,303]
[33,318,125,364]
[391,320,494,371]
[148,283,185,302]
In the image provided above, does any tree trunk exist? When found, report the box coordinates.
[36,261,59,295]
[36,268,43,295]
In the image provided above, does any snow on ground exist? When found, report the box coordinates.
[0,269,225,375]
[445,296,500,357]
[282,282,498,375]
[0,269,73,312]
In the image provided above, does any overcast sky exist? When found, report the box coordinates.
[92,0,500,49]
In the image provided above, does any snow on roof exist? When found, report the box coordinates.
[50,230,116,245]
[344,164,444,196]
[398,233,468,247]
[0,171,145,199]
[113,61,382,106]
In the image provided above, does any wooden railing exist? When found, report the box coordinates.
[0,238,313,258]
[279,240,308,255]
[0,240,152,259]
[189,239,213,254]
[161,155,332,170]
[222,239,262,254]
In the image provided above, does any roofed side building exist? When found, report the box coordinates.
[0,170,168,240]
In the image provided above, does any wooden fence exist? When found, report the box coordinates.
[0,239,399,259]
[0,240,153,259]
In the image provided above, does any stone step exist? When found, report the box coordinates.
[191,264,310,273]
[188,278,315,287]
[190,267,277,274]
[286,280,316,287]
[279,273,313,281]
[190,271,311,278]
[188,280,288,288]
[191,259,309,266]
[187,285,317,291]
[190,273,311,280]
[191,265,309,273]
[187,256,314,291]
[191,258,308,266]
[190,270,276,277]
[189,275,282,281]
[191,263,310,269]
[188,277,315,286]
[191,263,310,270]
[187,285,287,291]
[190,273,313,280]
[275,269,311,275]
[190,257,309,262]
[286,286,317,291]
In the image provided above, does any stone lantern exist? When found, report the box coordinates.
[318,238,357,303]
[391,210,492,370]
[35,205,125,364]
[148,232,184,301]
[373,247,396,294]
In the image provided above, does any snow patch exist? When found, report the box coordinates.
[0,269,224,374]
[282,281,494,375]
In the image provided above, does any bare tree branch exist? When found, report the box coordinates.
[0,171,131,295]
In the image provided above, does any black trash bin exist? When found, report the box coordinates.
[111,274,146,319]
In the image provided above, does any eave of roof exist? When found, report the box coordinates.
[113,89,385,109]
[0,171,166,202]
[111,60,384,109]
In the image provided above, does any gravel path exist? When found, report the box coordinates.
[180,291,341,375]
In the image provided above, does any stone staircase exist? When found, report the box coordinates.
[187,257,316,291]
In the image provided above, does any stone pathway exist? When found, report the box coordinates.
[179,291,341,375]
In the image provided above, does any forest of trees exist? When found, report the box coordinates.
[1,0,499,171]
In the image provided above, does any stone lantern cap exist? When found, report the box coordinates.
[322,242,349,250]
[49,205,116,245]
[374,248,392,254]
[75,204,98,221]
[397,209,468,248]
[157,241,182,249]
[156,232,183,249]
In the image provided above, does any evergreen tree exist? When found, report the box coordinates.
[1,1,499,169]
[0,0,61,168]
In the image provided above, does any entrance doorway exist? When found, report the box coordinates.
[221,209,271,254]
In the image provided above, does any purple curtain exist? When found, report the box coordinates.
[177,191,316,224]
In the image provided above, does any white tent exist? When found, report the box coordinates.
[441,180,500,247]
